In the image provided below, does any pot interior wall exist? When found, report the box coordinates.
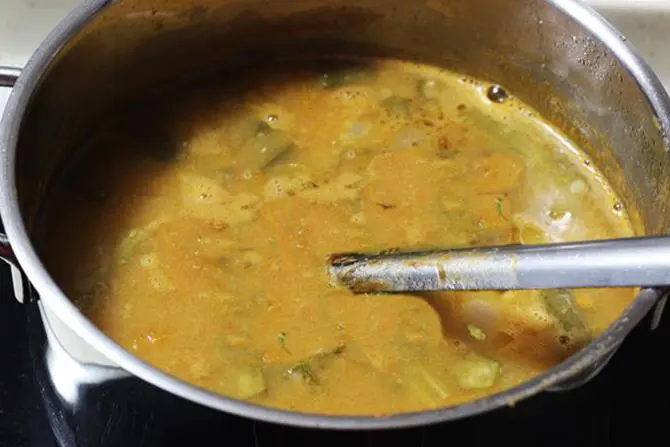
[16,0,670,286]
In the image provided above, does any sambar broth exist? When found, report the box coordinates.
[42,58,636,415]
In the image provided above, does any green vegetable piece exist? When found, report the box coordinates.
[233,366,267,399]
[404,364,450,406]
[287,361,320,385]
[255,120,273,136]
[547,208,569,221]
[116,228,150,264]
[277,332,290,353]
[417,78,446,100]
[454,352,500,390]
[318,67,373,89]
[283,345,346,385]
[541,289,586,332]
[237,120,294,171]
[495,197,505,216]
[237,117,269,141]
[220,345,267,399]
[381,95,413,118]
[467,324,487,341]
[459,107,524,150]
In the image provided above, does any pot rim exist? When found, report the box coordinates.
[1,0,669,430]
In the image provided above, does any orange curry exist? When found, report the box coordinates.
[42,58,635,415]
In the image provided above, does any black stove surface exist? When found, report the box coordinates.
[1,255,668,447]
[0,263,58,447]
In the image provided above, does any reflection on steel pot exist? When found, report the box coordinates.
[1,0,670,432]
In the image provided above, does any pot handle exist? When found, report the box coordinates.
[0,232,22,303]
[0,233,16,266]
[0,66,21,88]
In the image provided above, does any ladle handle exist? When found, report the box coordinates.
[329,236,670,293]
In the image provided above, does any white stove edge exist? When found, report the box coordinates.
[1,0,669,109]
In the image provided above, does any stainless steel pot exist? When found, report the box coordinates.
[1,0,670,430]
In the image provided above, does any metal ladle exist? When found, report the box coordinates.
[328,235,670,293]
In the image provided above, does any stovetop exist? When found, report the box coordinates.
[0,264,56,447]
[3,1,670,446]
